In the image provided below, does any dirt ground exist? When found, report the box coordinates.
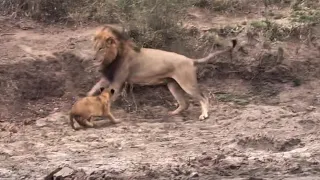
[0,9,320,180]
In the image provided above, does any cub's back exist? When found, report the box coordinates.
[71,96,103,115]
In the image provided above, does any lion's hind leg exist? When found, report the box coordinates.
[182,85,209,120]
[173,69,209,120]
[167,80,189,115]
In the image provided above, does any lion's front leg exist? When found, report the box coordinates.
[87,77,110,96]
[108,63,130,102]
[109,82,125,102]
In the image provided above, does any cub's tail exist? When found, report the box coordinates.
[193,39,237,64]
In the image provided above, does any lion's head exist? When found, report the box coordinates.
[93,24,140,67]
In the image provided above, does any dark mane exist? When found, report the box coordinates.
[99,25,142,81]
[102,25,130,42]
[100,53,122,83]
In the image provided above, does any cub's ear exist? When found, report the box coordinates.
[110,89,115,95]
[99,87,105,93]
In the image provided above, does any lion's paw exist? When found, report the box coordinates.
[199,113,209,121]
[112,119,122,124]
[168,110,180,116]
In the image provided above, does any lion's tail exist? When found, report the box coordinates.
[193,39,237,64]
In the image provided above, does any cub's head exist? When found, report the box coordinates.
[93,25,130,67]
[99,87,115,99]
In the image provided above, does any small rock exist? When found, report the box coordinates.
[44,167,62,180]
[288,104,306,113]
[9,127,18,133]
[221,156,245,168]
[306,106,316,111]
[36,118,47,127]
[19,24,33,30]
[87,134,100,142]
[248,177,264,180]
[72,170,86,179]
[23,119,33,125]
[54,166,75,178]
[289,163,302,174]
[247,116,258,121]
[189,172,199,178]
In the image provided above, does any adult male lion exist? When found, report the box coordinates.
[87,25,237,120]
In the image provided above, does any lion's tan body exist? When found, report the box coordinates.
[70,88,119,130]
[126,48,193,84]
[88,25,237,120]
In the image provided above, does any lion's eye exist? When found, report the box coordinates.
[106,38,114,44]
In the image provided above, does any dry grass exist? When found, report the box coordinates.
[1,0,318,57]
[1,0,318,43]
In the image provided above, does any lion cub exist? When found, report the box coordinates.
[69,88,120,130]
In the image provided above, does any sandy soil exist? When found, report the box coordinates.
[0,13,320,180]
